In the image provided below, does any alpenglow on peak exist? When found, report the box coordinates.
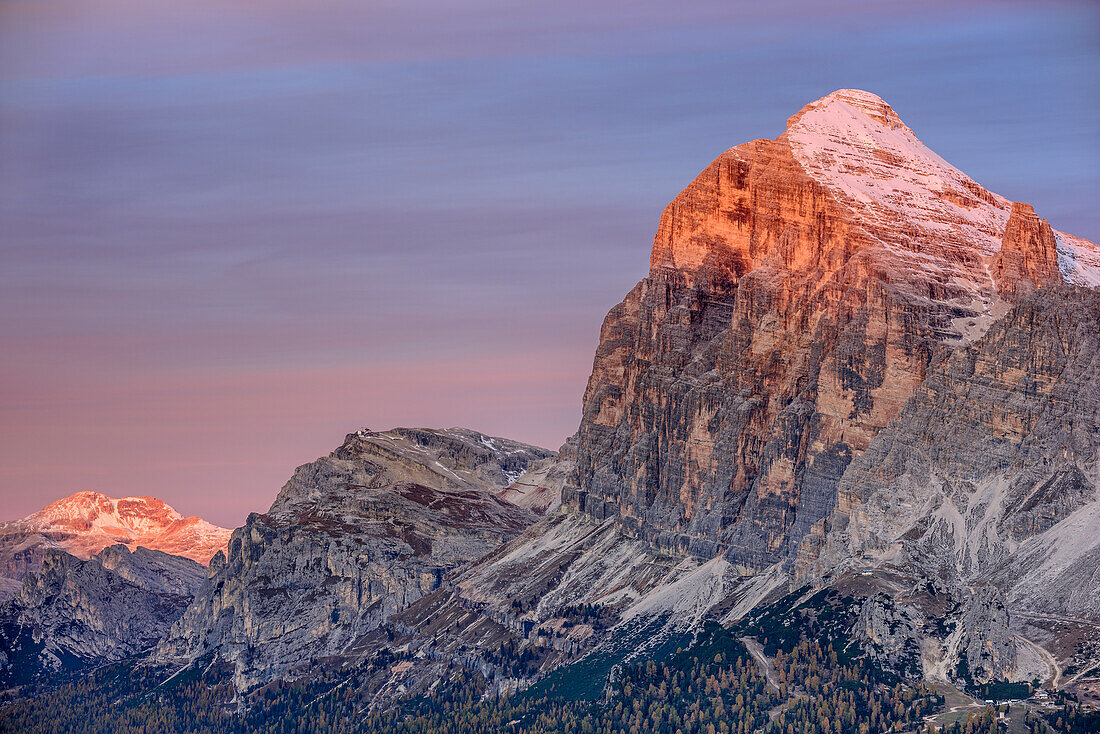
[649,88,1100,296]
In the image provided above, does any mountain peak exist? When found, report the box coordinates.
[1,491,231,575]
[782,89,1013,264]
[30,491,193,536]
[786,88,906,131]
[650,89,1098,310]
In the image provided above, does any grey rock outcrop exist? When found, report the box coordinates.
[0,545,204,686]
[951,587,1017,685]
[851,592,923,680]
[156,427,552,690]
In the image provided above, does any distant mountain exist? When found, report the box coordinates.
[0,491,230,599]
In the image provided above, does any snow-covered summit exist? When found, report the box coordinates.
[0,490,231,587]
[782,88,1099,290]
[785,89,1010,260]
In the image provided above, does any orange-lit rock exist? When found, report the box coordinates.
[993,202,1062,299]
[567,89,1099,569]
[0,491,231,597]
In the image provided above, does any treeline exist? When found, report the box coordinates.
[1024,705,1100,734]
[0,622,952,734]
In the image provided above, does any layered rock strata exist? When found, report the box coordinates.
[156,427,552,689]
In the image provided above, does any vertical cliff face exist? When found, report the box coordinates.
[851,592,923,680]
[803,286,1100,618]
[994,202,1062,300]
[568,89,1099,571]
[951,588,1018,686]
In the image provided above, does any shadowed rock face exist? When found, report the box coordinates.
[952,587,1017,686]
[851,592,922,680]
[567,89,1099,572]
[0,545,204,686]
[156,427,552,690]
[802,286,1100,611]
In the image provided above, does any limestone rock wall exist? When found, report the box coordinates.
[156,428,550,690]
[0,545,204,685]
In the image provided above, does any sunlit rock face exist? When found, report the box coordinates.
[993,202,1063,300]
[568,89,1099,570]
[156,427,552,690]
[0,491,231,600]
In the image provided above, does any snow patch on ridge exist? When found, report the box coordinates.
[1055,231,1100,288]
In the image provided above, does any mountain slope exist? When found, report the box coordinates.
[155,427,553,690]
[0,492,231,600]
[0,544,206,687]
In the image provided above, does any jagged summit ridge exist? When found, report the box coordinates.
[651,88,1099,295]
[29,491,205,534]
[156,426,554,689]
[0,544,207,685]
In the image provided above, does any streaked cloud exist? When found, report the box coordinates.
[1,0,1096,525]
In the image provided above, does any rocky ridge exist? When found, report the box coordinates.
[0,544,205,687]
[155,427,553,689]
[851,592,923,680]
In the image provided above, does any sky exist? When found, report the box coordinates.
[1,0,1097,528]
